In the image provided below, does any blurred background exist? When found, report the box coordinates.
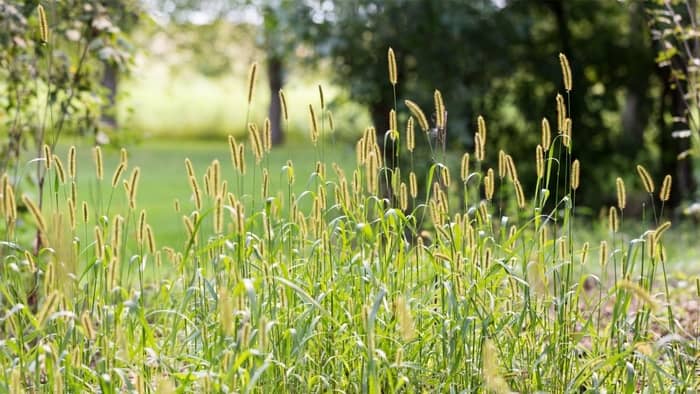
[2,0,700,217]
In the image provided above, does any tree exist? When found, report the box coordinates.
[148,0,312,145]
[647,0,699,206]
[307,0,674,209]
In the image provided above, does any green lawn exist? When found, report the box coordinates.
[67,137,356,248]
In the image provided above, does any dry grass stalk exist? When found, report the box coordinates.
[388,47,398,85]
[37,4,49,43]
[460,153,470,182]
[278,89,289,121]
[660,174,672,202]
[247,62,257,104]
[434,90,445,130]
[541,118,551,150]
[559,53,572,92]
[571,159,580,190]
[405,100,429,131]
[616,177,626,210]
[636,165,654,193]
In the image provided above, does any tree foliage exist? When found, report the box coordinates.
[306,0,693,208]
[0,0,139,170]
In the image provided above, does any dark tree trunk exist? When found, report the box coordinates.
[661,78,696,209]
[621,1,652,152]
[268,56,284,146]
[100,61,118,130]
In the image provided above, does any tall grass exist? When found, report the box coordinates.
[0,52,698,393]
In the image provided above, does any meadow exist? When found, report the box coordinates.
[0,53,699,393]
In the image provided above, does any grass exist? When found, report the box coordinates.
[118,58,370,140]
[0,53,699,393]
[57,138,356,248]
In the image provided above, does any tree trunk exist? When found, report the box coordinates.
[268,57,284,146]
[100,60,118,130]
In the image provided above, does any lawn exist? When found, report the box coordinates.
[61,137,357,248]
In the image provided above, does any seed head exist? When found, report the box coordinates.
[556,94,566,132]
[571,159,580,190]
[37,4,49,43]
[541,118,551,151]
[559,53,572,92]
[460,153,470,182]
[387,47,398,85]
[636,165,654,193]
[660,174,672,202]
[434,89,445,130]
[406,117,415,152]
[247,62,257,104]
[616,177,626,210]
[404,100,429,132]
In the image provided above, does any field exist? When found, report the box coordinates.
[1,47,700,392]
[2,118,700,392]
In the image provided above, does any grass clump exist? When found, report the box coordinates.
[0,52,698,393]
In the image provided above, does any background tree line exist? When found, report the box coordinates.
[1,0,698,213]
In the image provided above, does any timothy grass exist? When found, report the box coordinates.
[0,53,699,393]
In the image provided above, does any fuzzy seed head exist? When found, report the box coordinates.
[556,94,566,132]
[93,146,103,180]
[145,224,156,254]
[37,4,49,43]
[308,104,319,144]
[22,194,46,233]
[127,167,140,209]
[660,174,672,202]
[440,165,451,188]
[404,100,429,131]
[387,47,398,85]
[111,162,125,188]
[536,145,545,179]
[485,168,495,200]
[120,148,128,167]
[541,118,551,150]
[318,84,325,110]
[406,117,415,152]
[279,89,288,121]
[636,165,654,193]
[616,177,626,210]
[434,90,445,130]
[581,242,589,265]
[262,168,269,198]
[189,176,202,210]
[43,144,52,169]
[68,145,76,179]
[214,195,223,234]
[498,150,506,179]
[400,183,408,210]
[562,118,572,148]
[559,53,572,92]
[571,159,580,190]
[82,201,89,223]
[409,171,418,198]
[514,179,525,208]
[248,123,263,163]
[263,118,272,152]
[53,154,66,184]
[474,134,484,161]
[460,153,470,182]
[609,206,619,233]
[247,62,257,104]
[237,144,246,175]
[67,198,76,230]
[600,240,608,267]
